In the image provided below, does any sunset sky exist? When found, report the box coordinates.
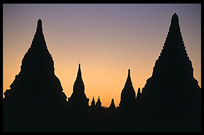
[3,4,201,107]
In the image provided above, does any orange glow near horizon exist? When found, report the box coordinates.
[3,4,201,107]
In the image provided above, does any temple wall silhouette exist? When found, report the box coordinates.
[3,13,201,132]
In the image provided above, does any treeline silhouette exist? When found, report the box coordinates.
[3,13,201,132]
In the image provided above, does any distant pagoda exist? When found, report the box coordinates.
[141,13,201,131]
[67,64,89,112]
[109,98,116,109]
[3,19,67,131]
[91,96,95,107]
[119,69,136,112]
[96,96,102,108]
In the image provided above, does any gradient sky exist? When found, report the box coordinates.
[3,4,201,107]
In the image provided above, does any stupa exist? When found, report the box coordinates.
[96,96,102,107]
[3,19,67,132]
[141,13,201,131]
[119,69,136,110]
[67,64,89,112]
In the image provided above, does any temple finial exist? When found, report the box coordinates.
[127,69,131,82]
[77,64,82,79]
[91,96,95,106]
[171,13,179,24]
[96,96,101,107]
[128,69,130,77]
[123,68,134,90]
[37,19,42,32]
[109,98,116,109]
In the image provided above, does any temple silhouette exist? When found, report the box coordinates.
[3,19,68,132]
[140,13,201,132]
[67,64,89,114]
[3,13,201,132]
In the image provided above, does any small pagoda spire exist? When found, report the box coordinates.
[120,69,136,108]
[72,64,85,94]
[91,96,95,106]
[77,64,82,79]
[128,69,130,79]
[123,69,134,91]
[68,64,89,110]
[109,98,116,109]
[125,69,132,86]
[96,96,101,107]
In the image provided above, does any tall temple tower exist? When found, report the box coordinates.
[118,69,137,132]
[141,13,201,131]
[67,64,89,112]
[3,19,67,132]
[119,69,136,112]
[66,64,89,131]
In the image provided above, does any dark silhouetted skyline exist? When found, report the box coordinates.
[3,4,201,107]
[3,12,201,132]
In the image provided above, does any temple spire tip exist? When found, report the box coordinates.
[128,69,131,79]
[171,13,179,24]
[38,19,42,24]
[37,19,42,32]
[77,64,82,79]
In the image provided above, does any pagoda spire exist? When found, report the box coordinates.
[124,69,133,87]
[127,69,131,82]
[77,64,82,79]
[37,19,43,32]
[29,19,47,49]
[91,96,95,107]
[72,64,85,94]
[96,96,101,107]
[68,64,89,111]
[109,98,116,109]
[20,19,53,74]
[171,13,179,24]
[120,69,136,108]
